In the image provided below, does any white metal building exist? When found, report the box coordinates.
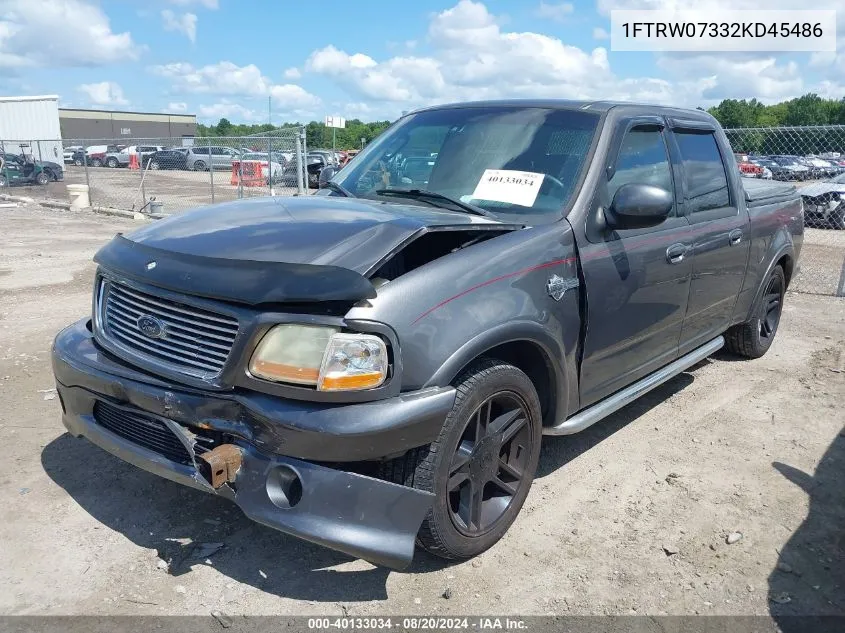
[0,95,63,163]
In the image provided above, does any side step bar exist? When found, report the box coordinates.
[544,336,724,436]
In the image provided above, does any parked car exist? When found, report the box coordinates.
[767,156,811,180]
[51,100,803,569]
[185,146,241,171]
[281,152,329,188]
[796,171,845,229]
[146,148,189,171]
[0,154,50,186]
[105,146,164,169]
[795,157,834,180]
[74,145,119,168]
[63,146,82,164]
[736,160,763,178]
[239,152,284,183]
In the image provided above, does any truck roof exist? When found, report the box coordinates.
[410,99,716,122]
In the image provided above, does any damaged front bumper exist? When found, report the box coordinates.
[51,319,451,569]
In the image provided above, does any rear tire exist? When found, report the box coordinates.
[381,359,542,560]
[193,160,207,171]
[149,161,160,170]
[106,158,118,168]
[91,159,102,168]
[73,158,83,167]
[724,265,786,359]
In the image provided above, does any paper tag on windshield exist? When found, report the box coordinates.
[471,169,545,207]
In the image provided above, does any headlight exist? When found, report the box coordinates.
[249,324,388,391]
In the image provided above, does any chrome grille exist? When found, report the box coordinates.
[100,279,239,378]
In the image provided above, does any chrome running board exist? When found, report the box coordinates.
[544,336,725,436]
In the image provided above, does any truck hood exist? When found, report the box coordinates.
[126,195,506,274]
[95,195,516,306]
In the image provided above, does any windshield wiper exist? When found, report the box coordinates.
[325,180,354,197]
[375,188,492,218]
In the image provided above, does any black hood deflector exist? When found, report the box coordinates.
[94,235,377,305]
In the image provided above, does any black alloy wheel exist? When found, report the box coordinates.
[725,265,786,359]
[447,393,533,536]
[759,269,784,343]
[380,359,542,560]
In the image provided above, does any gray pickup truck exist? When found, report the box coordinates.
[52,100,803,569]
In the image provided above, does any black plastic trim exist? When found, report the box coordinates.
[94,234,377,305]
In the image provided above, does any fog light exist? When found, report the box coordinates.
[266,465,302,509]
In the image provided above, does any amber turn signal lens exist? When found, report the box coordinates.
[318,371,385,392]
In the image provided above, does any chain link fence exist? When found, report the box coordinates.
[1,124,842,296]
[724,125,845,296]
[1,126,310,214]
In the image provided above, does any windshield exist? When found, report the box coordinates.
[334,106,600,221]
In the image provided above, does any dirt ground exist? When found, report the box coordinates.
[16,165,300,215]
[0,202,842,619]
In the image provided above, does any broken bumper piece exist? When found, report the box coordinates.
[51,323,436,570]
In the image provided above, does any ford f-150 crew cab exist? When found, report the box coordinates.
[52,100,803,569]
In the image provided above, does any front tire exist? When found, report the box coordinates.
[382,359,542,560]
[724,265,786,359]
[35,172,49,185]
[193,160,207,171]
[106,158,118,168]
[91,159,102,168]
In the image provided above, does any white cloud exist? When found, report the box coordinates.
[198,102,259,122]
[165,102,188,113]
[283,67,301,79]
[305,1,644,111]
[77,81,129,106]
[161,10,197,43]
[151,60,321,117]
[168,0,218,9]
[151,61,317,105]
[301,0,845,118]
[0,0,138,69]
[535,1,574,22]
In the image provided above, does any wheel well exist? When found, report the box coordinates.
[464,341,556,426]
[777,254,794,288]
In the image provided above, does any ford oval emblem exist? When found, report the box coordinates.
[137,315,166,339]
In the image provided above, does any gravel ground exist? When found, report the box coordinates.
[0,203,842,619]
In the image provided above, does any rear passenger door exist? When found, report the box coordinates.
[667,121,751,355]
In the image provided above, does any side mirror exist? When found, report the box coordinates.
[319,166,338,189]
[606,183,673,230]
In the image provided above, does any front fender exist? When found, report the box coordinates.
[423,320,571,424]
[347,223,582,423]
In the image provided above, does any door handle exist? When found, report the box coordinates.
[729,229,743,246]
[666,243,689,264]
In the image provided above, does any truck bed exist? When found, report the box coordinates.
[742,177,799,208]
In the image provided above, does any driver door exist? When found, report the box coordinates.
[576,119,693,407]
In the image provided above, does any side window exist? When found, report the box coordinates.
[674,131,731,214]
[608,127,673,212]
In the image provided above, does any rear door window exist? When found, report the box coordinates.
[673,131,733,217]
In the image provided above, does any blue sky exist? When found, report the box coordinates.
[0,0,842,123]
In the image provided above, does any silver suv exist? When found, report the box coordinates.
[185,146,241,171]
